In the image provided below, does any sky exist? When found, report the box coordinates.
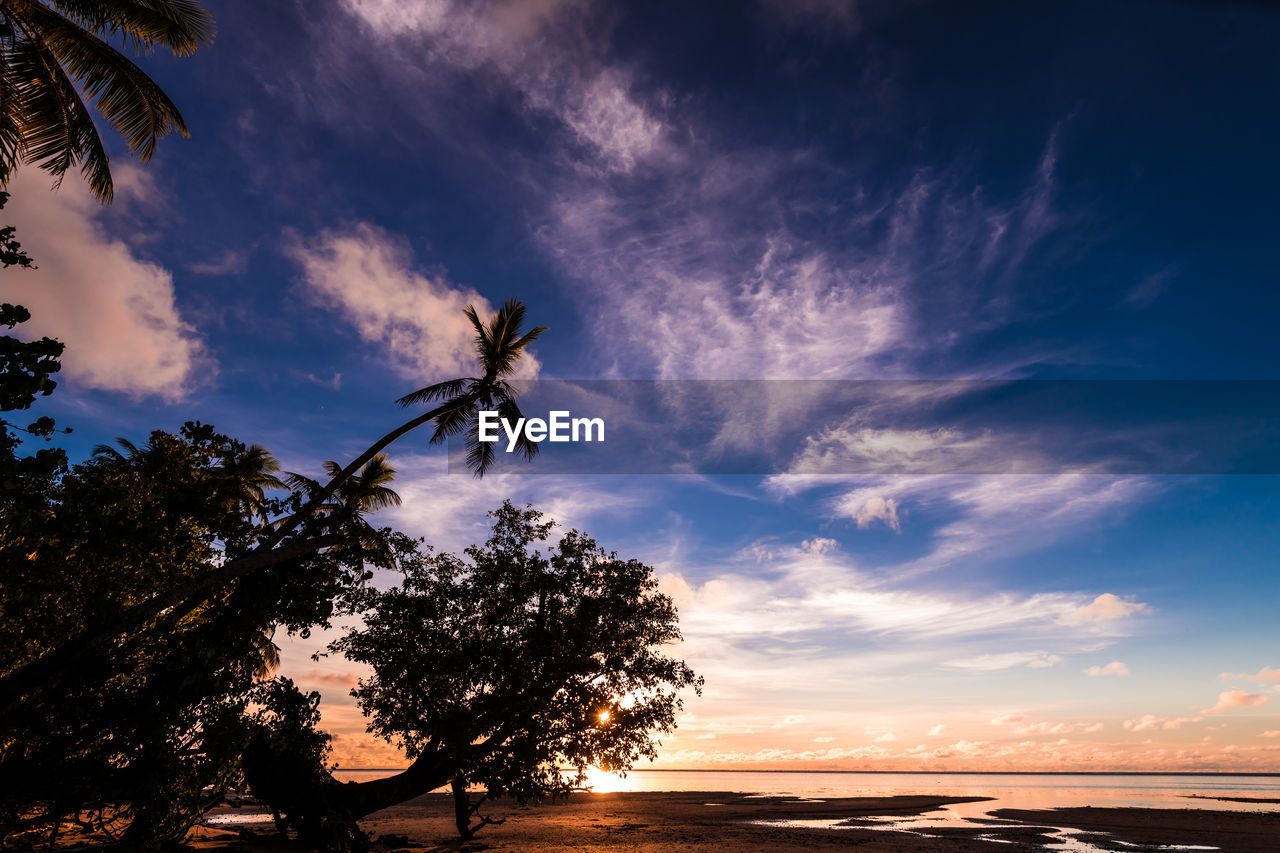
[5,0,1280,772]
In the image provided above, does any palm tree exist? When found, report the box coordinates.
[395,299,548,475]
[0,299,545,700]
[216,442,286,522]
[283,454,402,531]
[285,454,402,576]
[262,297,546,548]
[90,435,142,460]
[0,0,215,202]
[249,627,280,679]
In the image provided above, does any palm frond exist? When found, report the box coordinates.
[497,397,540,462]
[48,0,216,56]
[6,27,114,200]
[493,298,523,348]
[427,398,478,445]
[250,629,280,678]
[0,53,25,180]
[335,455,401,512]
[243,444,286,491]
[360,485,402,512]
[395,377,470,409]
[283,471,321,496]
[463,303,492,367]
[15,0,190,162]
[509,324,548,354]
[353,454,396,488]
[464,426,497,479]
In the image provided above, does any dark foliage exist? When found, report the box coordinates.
[0,420,415,848]
[0,190,66,493]
[305,502,703,840]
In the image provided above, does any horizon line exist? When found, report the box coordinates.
[332,768,1280,777]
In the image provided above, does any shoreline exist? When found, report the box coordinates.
[194,790,1280,852]
[333,767,1280,776]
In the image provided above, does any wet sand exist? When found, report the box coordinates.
[992,806,1280,853]
[192,791,1280,852]
[1185,795,1280,805]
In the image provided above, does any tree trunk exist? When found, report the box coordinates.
[451,777,473,839]
[328,750,453,820]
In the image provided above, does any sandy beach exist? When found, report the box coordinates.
[192,791,1280,853]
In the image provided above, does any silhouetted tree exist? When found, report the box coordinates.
[0,422,416,848]
[242,679,339,843]
[248,502,702,846]
[0,0,215,202]
[0,299,545,709]
[0,296,547,846]
[0,190,65,492]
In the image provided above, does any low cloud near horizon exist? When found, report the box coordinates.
[1203,690,1270,714]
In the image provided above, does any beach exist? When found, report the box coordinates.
[194,790,1280,853]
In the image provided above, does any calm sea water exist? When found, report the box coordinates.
[331,768,1280,813]
[205,769,1278,848]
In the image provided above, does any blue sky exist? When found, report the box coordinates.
[5,0,1280,770]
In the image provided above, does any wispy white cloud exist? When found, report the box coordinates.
[1124,714,1203,732]
[378,452,651,554]
[769,472,1152,582]
[1084,661,1130,677]
[316,0,1085,390]
[1220,666,1280,682]
[187,248,249,276]
[1011,720,1102,736]
[285,222,539,383]
[852,495,901,531]
[573,132,1072,380]
[334,0,663,173]
[1203,691,1270,714]
[3,167,210,401]
[1063,594,1152,626]
[947,652,1063,671]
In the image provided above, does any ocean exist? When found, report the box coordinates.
[331,768,1280,813]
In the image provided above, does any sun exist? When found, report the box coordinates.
[581,765,633,793]
[597,709,611,724]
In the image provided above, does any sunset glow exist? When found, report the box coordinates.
[8,0,1279,789]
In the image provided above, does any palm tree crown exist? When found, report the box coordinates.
[216,442,285,522]
[396,298,548,476]
[284,455,402,522]
[0,0,215,202]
